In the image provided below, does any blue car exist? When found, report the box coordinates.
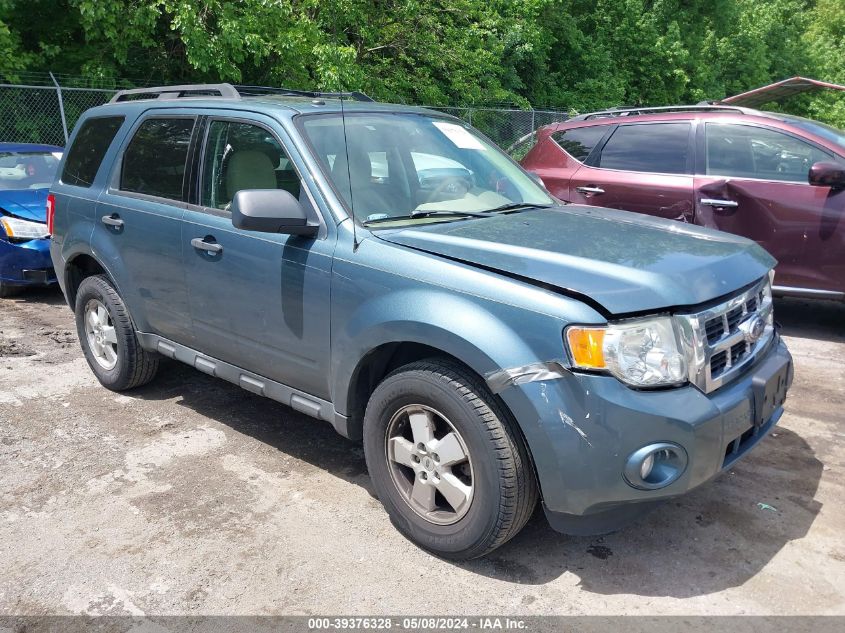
[0,142,63,297]
[50,86,792,559]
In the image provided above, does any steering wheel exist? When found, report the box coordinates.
[425,175,471,203]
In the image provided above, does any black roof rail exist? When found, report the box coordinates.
[110,83,241,103]
[234,85,375,102]
[109,82,375,104]
[569,104,752,121]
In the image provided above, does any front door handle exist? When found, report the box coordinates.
[191,237,223,254]
[101,214,124,228]
[575,186,605,195]
[701,198,739,208]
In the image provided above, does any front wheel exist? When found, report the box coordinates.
[74,274,159,391]
[363,359,538,559]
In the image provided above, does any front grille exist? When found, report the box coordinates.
[730,341,747,363]
[708,341,749,380]
[677,278,774,393]
[726,306,743,331]
[710,350,728,375]
[705,318,724,344]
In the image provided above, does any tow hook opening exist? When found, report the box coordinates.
[624,442,687,490]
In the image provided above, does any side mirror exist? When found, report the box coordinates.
[808,161,845,190]
[231,189,319,236]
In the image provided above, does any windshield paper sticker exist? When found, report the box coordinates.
[433,122,487,150]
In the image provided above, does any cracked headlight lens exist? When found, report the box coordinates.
[566,317,687,388]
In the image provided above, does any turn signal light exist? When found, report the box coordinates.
[565,327,606,369]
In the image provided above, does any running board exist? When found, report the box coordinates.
[135,333,358,440]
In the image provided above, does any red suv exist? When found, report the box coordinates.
[521,105,845,301]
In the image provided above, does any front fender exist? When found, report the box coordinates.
[331,286,568,416]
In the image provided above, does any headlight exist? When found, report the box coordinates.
[763,270,774,325]
[565,317,687,388]
[0,216,50,240]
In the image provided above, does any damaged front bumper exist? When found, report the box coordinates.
[495,336,793,536]
[0,236,56,287]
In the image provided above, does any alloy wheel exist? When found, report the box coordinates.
[384,404,474,525]
[84,298,118,370]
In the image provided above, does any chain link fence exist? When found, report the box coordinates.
[428,107,570,158]
[0,79,569,157]
[0,83,116,146]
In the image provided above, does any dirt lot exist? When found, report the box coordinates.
[1,288,843,616]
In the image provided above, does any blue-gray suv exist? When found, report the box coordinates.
[48,84,793,559]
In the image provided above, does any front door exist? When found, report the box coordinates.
[568,121,696,222]
[181,114,335,398]
[695,122,845,294]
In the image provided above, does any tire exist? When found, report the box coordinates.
[74,274,159,391]
[0,282,22,298]
[363,359,538,560]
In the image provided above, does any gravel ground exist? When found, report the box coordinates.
[0,288,843,616]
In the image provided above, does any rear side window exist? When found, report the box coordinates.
[551,126,606,162]
[598,123,691,174]
[61,116,124,187]
[121,117,195,200]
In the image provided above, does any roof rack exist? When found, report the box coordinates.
[109,84,240,103]
[109,82,374,103]
[569,104,751,121]
[234,85,375,102]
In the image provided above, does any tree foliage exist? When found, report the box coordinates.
[0,0,844,126]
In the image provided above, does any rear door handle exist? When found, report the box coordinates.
[575,186,605,195]
[191,237,223,254]
[101,214,124,228]
[701,198,739,208]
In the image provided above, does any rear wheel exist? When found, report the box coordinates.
[74,275,159,391]
[363,359,537,560]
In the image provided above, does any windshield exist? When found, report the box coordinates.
[300,113,553,224]
[0,151,62,191]
[781,115,845,149]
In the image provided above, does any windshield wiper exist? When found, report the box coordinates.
[486,202,555,214]
[362,204,554,226]
[410,209,496,219]
[363,210,494,225]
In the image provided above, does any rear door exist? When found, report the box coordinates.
[181,112,334,398]
[521,124,609,200]
[95,112,196,343]
[695,121,845,294]
[568,121,696,222]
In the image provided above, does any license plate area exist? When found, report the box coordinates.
[751,356,791,427]
[22,268,54,284]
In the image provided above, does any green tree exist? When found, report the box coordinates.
[0,0,843,127]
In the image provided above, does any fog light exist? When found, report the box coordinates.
[640,453,655,479]
[624,442,688,490]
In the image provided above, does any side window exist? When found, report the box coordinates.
[200,120,301,210]
[61,116,124,187]
[551,126,606,162]
[120,118,195,200]
[598,123,691,174]
[705,123,833,183]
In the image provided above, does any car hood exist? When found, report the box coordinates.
[0,189,49,222]
[375,205,775,315]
